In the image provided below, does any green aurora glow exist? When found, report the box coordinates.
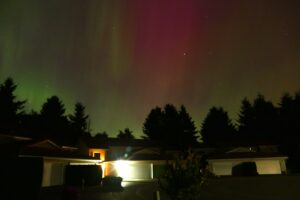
[0,0,300,137]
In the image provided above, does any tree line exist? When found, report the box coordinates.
[0,77,138,144]
[143,93,300,147]
[1,77,300,147]
[201,93,300,145]
[0,78,90,145]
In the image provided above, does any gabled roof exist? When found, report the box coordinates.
[205,139,281,148]
[14,138,95,160]
[0,134,32,144]
[207,152,288,160]
[85,138,163,149]
[127,147,163,160]
[27,139,61,150]
[85,138,208,150]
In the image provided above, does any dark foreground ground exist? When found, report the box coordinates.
[39,181,170,200]
[39,175,300,200]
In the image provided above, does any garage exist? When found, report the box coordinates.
[103,160,168,181]
[208,154,287,176]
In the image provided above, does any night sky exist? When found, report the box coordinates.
[0,0,300,137]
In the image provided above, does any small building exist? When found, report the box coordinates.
[207,152,288,176]
[102,147,172,181]
[85,138,172,181]
[19,139,102,187]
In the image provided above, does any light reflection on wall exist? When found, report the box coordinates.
[88,148,106,161]
[115,160,130,178]
[102,160,154,181]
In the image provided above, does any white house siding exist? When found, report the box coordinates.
[209,158,287,176]
[103,161,168,181]
[255,160,282,174]
[41,158,100,187]
[211,162,233,176]
[122,163,152,180]
[42,161,67,187]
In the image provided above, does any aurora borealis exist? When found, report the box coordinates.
[0,0,300,137]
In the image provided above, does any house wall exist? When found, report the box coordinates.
[255,160,282,174]
[102,160,167,181]
[211,161,233,176]
[42,161,67,187]
[209,158,286,176]
[42,158,100,187]
[88,148,106,160]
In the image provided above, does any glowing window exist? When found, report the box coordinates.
[93,153,101,159]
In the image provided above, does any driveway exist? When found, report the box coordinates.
[39,181,171,200]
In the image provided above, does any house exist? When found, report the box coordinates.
[85,138,178,181]
[102,147,172,181]
[86,138,290,180]
[0,135,102,187]
[2,133,290,186]
[207,152,288,176]
[19,139,102,187]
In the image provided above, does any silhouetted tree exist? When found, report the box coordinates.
[163,104,181,143]
[237,94,279,141]
[200,107,236,145]
[0,78,25,134]
[117,128,135,140]
[178,106,198,145]
[41,96,65,119]
[237,98,254,139]
[279,93,300,143]
[253,94,279,139]
[19,111,42,138]
[278,92,300,172]
[143,104,198,147]
[94,131,109,140]
[69,102,90,141]
[40,96,70,144]
[143,107,164,141]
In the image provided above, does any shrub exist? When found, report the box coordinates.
[65,165,102,186]
[159,151,207,200]
[101,176,123,192]
[232,162,258,176]
[0,157,43,200]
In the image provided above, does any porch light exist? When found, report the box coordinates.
[115,160,130,178]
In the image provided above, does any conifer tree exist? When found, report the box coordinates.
[0,78,25,134]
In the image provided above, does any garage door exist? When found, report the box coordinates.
[106,161,152,181]
[120,163,152,180]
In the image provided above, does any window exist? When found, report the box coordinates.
[94,152,101,159]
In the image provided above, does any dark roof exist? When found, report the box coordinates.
[19,139,96,160]
[125,153,172,161]
[0,134,32,144]
[207,152,288,160]
[85,138,166,148]
[85,138,208,150]
[204,139,281,148]
[105,147,175,161]
[20,146,96,160]
[0,135,96,160]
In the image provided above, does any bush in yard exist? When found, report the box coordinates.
[232,162,258,176]
[101,176,123,192]
[83,165,102,186]
[160,150,208,200]
[1,157,43,200]
[65,165,102,186]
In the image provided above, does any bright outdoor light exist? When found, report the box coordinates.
[115,160,130,178]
